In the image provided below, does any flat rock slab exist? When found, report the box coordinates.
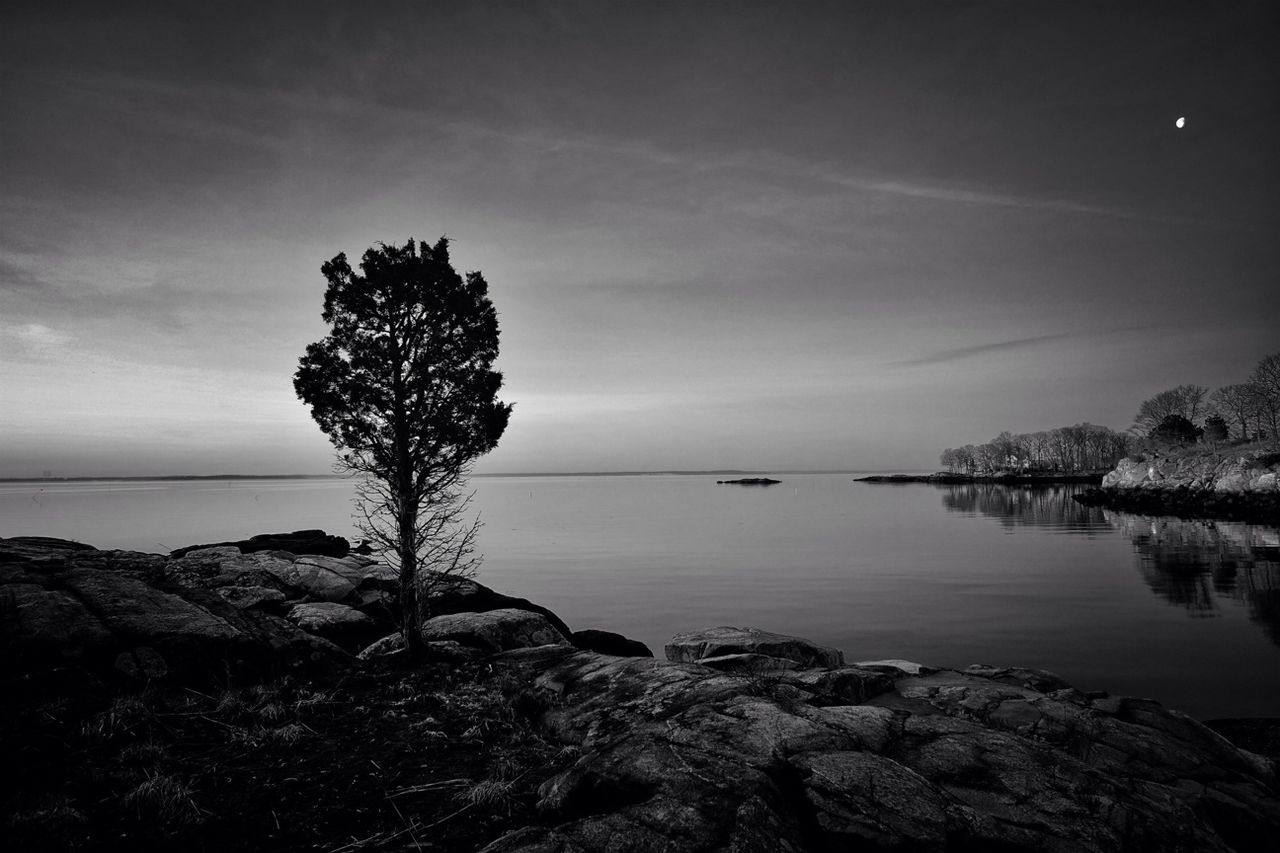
[288,601,372,632]
[666,626,844,668]
[478,649,1280,853]
[854,658,935,676]
[420,608,569,653]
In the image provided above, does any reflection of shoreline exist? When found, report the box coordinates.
[938,483,1280,648]
[1106,513,1280,646]
[938,483,1110,532]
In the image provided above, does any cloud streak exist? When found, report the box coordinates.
[891,333,1076,368]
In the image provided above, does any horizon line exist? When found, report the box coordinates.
[0,468,936,483]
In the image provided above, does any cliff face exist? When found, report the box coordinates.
[1102,447,1280,493]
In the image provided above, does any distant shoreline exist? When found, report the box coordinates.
[856,472,1104,485]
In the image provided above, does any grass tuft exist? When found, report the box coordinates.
[123,771,202,825]
[81,696,151,743]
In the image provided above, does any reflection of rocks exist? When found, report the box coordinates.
[939,483,1110,531]
[1107,513,1280,646]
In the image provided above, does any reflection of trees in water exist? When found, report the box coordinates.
[939,484,1110,532]
[1106,512,1280,647]
[937,483,1280,647]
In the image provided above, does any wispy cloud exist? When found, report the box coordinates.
[891,333,1075,368]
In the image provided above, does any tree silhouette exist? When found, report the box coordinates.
[1132,385,1208,436]
[294,237,512,654]
[1149,414,1200,446]
[1250,353,1280,440]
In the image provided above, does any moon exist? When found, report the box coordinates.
[1175,116,1186,129]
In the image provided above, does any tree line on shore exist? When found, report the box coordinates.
[940,424,1130,475]
[1130,352,1280,445]
[939,351,1279,475]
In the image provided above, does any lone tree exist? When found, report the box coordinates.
[294,237,511,654]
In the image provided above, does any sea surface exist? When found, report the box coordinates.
[3,473,1278,720]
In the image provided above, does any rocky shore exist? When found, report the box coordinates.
[1074,446,1280,524]
[4,533,1279,851]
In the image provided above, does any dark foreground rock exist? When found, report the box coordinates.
[481,643,1280,853]
[1,537,350,688]
[571,628,653,657]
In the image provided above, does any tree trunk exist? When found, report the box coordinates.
[399,497,422,656]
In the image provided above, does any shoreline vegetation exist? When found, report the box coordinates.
[4,533,1278,851]
[857,471,1104,485]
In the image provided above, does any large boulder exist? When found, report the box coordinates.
[427,574,574,638]
[479,645,1280,853]
[419,608,569,653]
[666,626,844,669]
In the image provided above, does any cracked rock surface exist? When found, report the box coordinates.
[482,642,1280,852]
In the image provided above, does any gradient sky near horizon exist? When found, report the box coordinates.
[2,1,1277,477]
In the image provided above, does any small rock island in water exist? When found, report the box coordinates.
[4,531,1279,851]
[716,477,781,485]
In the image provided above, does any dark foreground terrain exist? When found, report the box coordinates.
[4,534,1280,852]
[5,659,568,851]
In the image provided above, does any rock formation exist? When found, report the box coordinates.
[479,634,1280,852]
[1077,447,1280,523]
[1,537,350,687]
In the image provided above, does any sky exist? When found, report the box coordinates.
[1,0,1277,477]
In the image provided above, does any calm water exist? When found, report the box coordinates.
[3,474,1278,720]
